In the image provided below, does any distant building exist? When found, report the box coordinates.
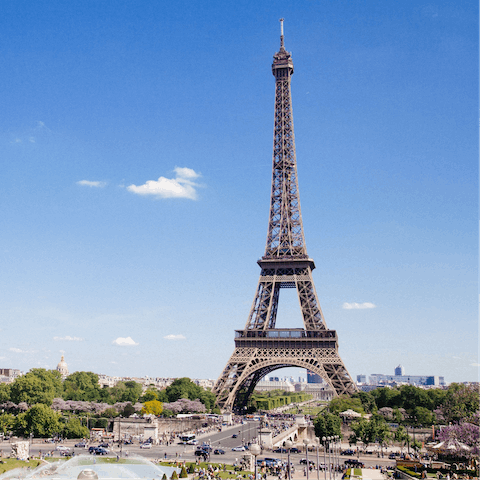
[394,365,405,376]
[56,355,69,379]
[357,375,367,383]
[0,368,22,383]
[255,380,295,392]
[369,373,445,386]
[307,370,323,384]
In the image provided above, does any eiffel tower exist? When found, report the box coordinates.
[213,20,356,413]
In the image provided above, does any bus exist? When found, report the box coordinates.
[178,434,197,445]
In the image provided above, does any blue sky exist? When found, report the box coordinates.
[0,0,477,384]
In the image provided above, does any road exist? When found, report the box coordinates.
[0,421,395,472]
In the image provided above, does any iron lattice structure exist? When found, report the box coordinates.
[213,21,356,412]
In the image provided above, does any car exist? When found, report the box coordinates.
[195,449,209,457]
[75,442,88,448]
[290,447,300,454]
[389,453,396,459]
[341,449,355,456]
[140,443,152,449]
[299,459,315,466]
[98,443,110,448]
[187,439,198,445]
[232,446,246,451]
[232,434,238,438]
[56,446,70,452]
[345,460,364,468]
[200,444,212,452]
[89,447,108,455]
[214,449,225,455]
[123,440,133,445]
[273,448,288,453]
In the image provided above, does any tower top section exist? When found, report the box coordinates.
[272,18,294,77]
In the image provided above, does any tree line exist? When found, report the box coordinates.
[0,370,218,439]
[313,383,479,454]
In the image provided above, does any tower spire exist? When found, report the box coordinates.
[279,18,285,50]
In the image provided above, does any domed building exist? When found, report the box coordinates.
[56,355,69,379]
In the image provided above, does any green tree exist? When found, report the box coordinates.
[63,417,89,439]
[394,425,410,451]
[353,391,377,414]
[412,406,435,426]
[314,411,342,439]
[141,400,163,415]
[180,466,188,478]
[17,404,62,437]
[164,378,202,402]
[0,383,11,403]
[110,381,143,404]
[0,413,15,435]
[63,371,102,402]
[328,395,364,415]
[141,389,159,402]
[10,369,63,406]
[440,383,479,423]
[350,415,391,448]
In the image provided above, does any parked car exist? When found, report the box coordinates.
[290,448,300,454]
[273,448,288,453]
[299,459,315,466]
[75,442,88,448]
[140,443,152,449]
[214,449,225,455]
[341,449,355,456]
[232,446,245,451]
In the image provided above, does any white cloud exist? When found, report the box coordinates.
[112,336,139,346]
[53,336,83,341]
[342,302,376,310]
[127,167,201,200]
[77,180,107,188]
[470,363,480,367]
[164,334,186,341]
[9,347,24,353]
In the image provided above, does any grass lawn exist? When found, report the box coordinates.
[0,458,43,475]
[160,462,253,478]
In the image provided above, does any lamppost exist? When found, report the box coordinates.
[250,443,261,480]
[315,437,320,480]
[303,439,310,480]
[322,437,327,480]
[327,436,332,480]
[285,439,293,480]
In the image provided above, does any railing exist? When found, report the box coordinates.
[235,329,336,339]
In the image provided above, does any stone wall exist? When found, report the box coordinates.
[112,417,216,441]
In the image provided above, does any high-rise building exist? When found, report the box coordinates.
[394,365,405,376]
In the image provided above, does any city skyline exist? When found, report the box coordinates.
[0,1,477,384]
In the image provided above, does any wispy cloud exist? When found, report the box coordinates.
[164,334,186,341]
[77,180,107,188]
[470,363,480,367]
[112,336,139,346]
[127,167,202,200]
[342,302,376,310]
[53,336,83,341]
[10,347,24,353]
